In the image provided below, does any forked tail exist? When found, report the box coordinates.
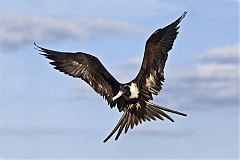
[103,102,187,143]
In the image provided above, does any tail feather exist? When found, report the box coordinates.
[146,101,187,116]
[158,109,174,122]
[103,102,187,143]
[124,113,131,133]
[115,112,128,140]
[146,105,164,120]
[103,112,128,143]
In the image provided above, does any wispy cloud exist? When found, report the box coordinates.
[162,44,239,109]
[196,44,239,64]
[134,124,194,138]
[0,12,142,51]
[0,125,85,136]
[69,82,100,100]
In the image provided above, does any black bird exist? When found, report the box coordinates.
[35,12,187,143]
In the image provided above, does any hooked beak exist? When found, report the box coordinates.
[112,91,124,101]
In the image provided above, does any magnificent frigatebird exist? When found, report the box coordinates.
[35,11,187,143]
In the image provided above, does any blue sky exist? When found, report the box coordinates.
[0,0,239,159]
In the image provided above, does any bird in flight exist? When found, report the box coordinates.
[35,11,187,143]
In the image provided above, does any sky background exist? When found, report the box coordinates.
[0,0,239,159]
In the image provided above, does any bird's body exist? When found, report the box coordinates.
[35,12,187,142]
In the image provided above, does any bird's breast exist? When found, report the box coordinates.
[129,82,139,99]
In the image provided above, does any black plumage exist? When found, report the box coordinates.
[35,11,187,143]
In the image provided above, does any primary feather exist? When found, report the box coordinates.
[35,43,120,107]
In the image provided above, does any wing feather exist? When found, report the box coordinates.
[35,43,120,106]
[135,12,187,100]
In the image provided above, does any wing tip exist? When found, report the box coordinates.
[34,43,54,59]
[33,42,46,55]
[34,42,41,51]
[181,11,187,19]
[177,11,187,25]
[182,11,187,18]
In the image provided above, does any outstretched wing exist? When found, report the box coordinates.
[134,12,187,101]
[35,43,120,107]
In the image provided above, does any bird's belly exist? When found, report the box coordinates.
[128,98,138,104]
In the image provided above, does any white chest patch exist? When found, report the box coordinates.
[129,82,139,99]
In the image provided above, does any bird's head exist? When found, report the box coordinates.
[112,85,131,101]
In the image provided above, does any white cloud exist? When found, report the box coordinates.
[194,63,236,79]
[0,12,142,51]
[196,44,239,64]
[164,44,239,109]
